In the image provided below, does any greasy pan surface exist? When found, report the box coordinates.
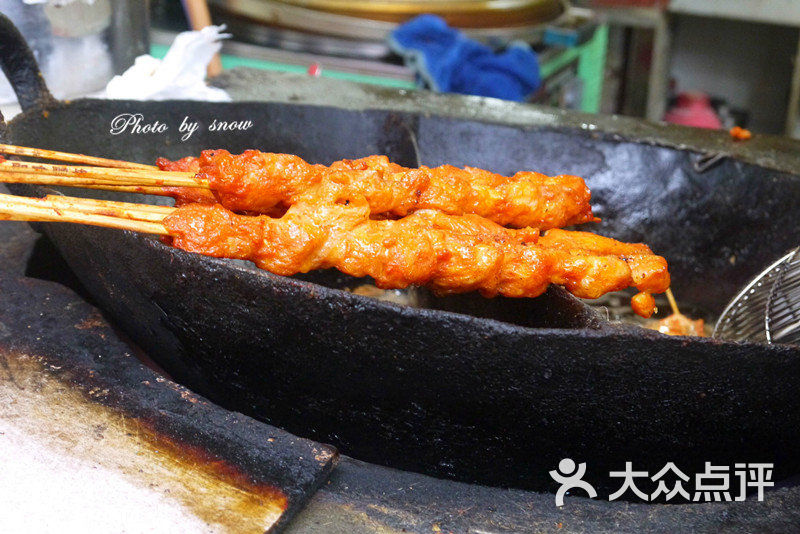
[7,97,800,494]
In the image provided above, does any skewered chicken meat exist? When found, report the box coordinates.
[0,143,673,319]
[157,150,596,230]
[162,192,669,317]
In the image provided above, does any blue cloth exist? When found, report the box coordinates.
[389,14,541,102]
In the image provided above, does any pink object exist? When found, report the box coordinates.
[307,63,322,77]
[664,92,722,129]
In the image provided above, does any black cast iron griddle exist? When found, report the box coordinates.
[2,12,800,497]
[3,229,800,533]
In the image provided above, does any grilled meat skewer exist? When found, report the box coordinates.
[163,194,668,317]
[158,150,596,230]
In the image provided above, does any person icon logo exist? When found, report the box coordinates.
[549,458,597,506]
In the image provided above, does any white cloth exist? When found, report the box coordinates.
[104,26,231,102]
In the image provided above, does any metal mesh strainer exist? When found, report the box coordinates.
[713,247,800,344]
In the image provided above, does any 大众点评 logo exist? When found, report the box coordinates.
[549,459,773,506]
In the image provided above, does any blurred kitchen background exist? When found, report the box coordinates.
[2,0,800,136]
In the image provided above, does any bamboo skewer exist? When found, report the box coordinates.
[5,193,173,222]
[0,159,194,178]
[0,144,212,199]
[0,169,178,195]
[0,144,216,200]
[0,161,206,187]
[0,170,203,190]
[665,288,680,316]
[0,170,150,187]
[0,144,220,208]
[0,143,157,170]
[0,193,171,235]
[0,203,169,234]
[77,184,176,196]
[41,195,174,222]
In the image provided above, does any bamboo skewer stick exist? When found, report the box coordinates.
[0,171,150,187]
[42,195,174,222]
[0,159,194,178]
[0,170,179,195]
[0,193,170,235]
[41,194,173,214]
[0,145,210,195]
[0,202,170,234]
[0,170,207,189]
[77,184,175,196]
[0,144,157,170]
[665,288,680,316]
[0,161,205,187]
[7,193,173,222]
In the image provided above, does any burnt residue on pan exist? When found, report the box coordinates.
[1,350,289,532]
[0,274,337,533]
